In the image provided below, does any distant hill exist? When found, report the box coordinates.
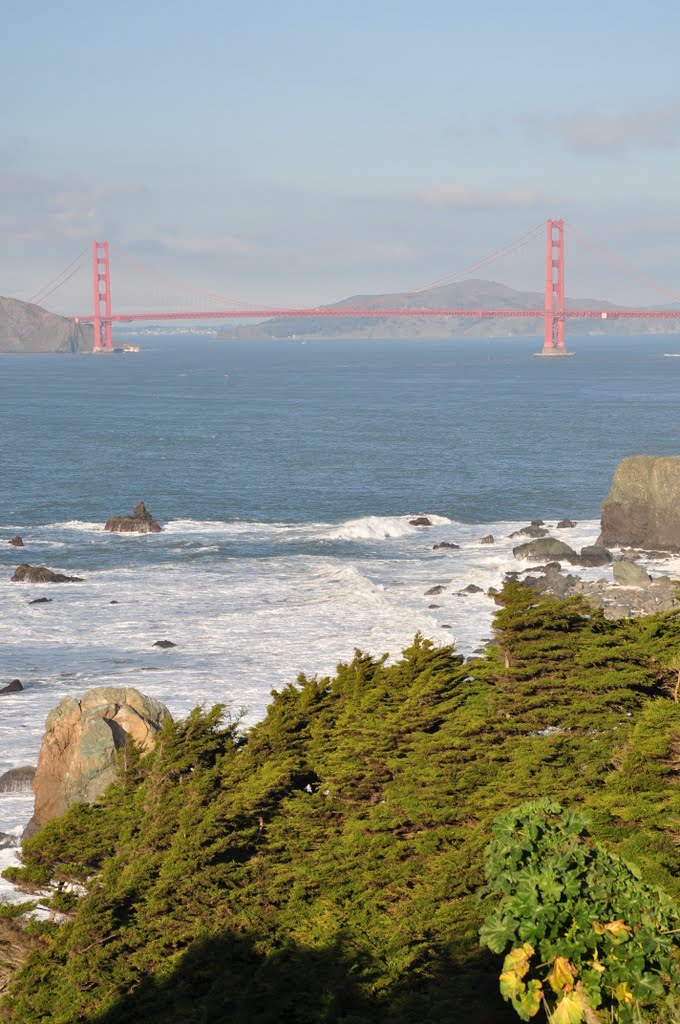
[0,297,92,353]
[218,278,680,340]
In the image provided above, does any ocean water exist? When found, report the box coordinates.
[2,333,680,866]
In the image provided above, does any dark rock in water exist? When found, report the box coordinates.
[612,560,651,588]
[509,525,548,539]
[600,456,680,550]
[105,500,162,534]
[0,766,35,793]
[0,832,19,849]
[0,679,23,695]
[29,596,52,604]
[432,542,460,550]
[153,640,177,649]
[578,545,612,567]
[110,600,119,604]
[478,535,495,544]
[530,520,545,527]
[409,517,432,527]
[513,538,579,562]
[427,603,441,608]
[8,535,23,547]
[424,585,446,595]
[459,584,484,594]
[12,564,83,583]
[556,519,576,528]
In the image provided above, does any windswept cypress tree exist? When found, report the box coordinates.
[2,589,679,1023]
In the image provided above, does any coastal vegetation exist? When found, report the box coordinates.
[2,583,680,1022]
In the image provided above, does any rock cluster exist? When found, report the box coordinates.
[105,500,163,534]
[25,686,171,837]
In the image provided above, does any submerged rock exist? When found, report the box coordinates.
[433,542,460,550]
[153,640,177,649]
[8,535,23,547]
[0,679,23,695]
[12,564,83,583]
[509,525,549,539]
[25,686,171,837]
[409,517,432,527]
[556,518,576,529]
[425,585,446,595]
[478,535,495,545]
[105,500,162,534]
[0,766,35,793]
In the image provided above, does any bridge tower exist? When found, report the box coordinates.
[537,219,572,356]
[92,241,113,352]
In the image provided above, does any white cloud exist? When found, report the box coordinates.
[157,235,261,257]
[554,103,680,155]
[0,171,146,242]
[414,182,543,209]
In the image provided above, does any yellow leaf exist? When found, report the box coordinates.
[603,920,632,938]
[520,978,543,1018]
[547,956,578,993]
[614,982,635,1004]
[502,943,535,980]
[592,920,605,935]
[500,969,525,1001]
[551,991,585,1024]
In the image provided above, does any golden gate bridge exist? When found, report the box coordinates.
[28,219,680,357]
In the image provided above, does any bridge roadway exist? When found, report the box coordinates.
[72,308,680,324]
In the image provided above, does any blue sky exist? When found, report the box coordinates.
[3,0,680,311]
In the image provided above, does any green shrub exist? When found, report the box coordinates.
[480,798,680,1023]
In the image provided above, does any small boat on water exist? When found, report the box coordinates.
[663,353,680,358]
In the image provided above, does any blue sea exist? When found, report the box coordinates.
[1,333,680,850]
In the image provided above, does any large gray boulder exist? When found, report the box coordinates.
[513,538,579,562]
[600,456,680,550]
[25,687,171,836]
[612,560,652,588]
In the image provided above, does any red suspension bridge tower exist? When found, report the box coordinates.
[539,218,571,357]
[92,241,113,353]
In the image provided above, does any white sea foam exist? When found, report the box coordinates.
[45,521,105,532]
[323,514,453,542]
[1,512,613,849]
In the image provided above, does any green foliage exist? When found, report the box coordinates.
[0,902,37,920]
[1,588,679,1023]
[480,799,680,1023]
